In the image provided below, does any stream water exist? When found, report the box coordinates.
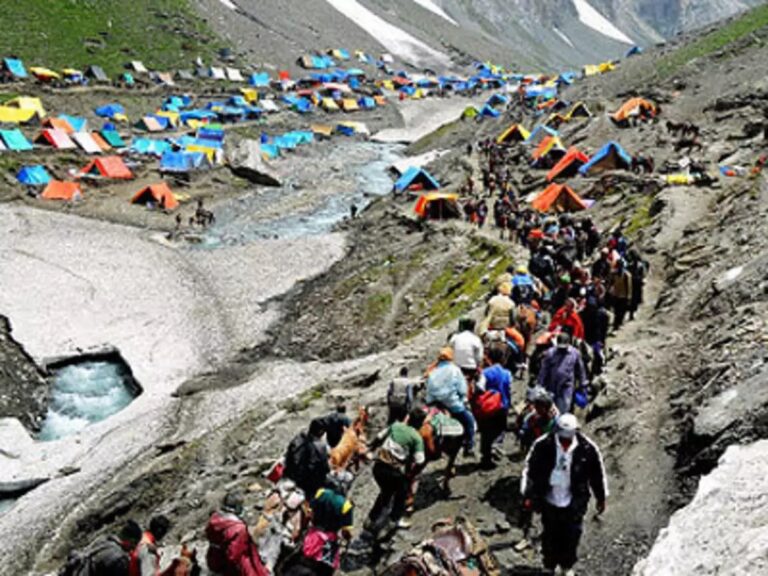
[39,360,140,441]
[200,141,403,245]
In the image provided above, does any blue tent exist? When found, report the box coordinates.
[557,72,578,86]
[394,167,440,193]
[58,114,87,132]
[17,165,51,185]
[174,135,223,150]
[248,73,270,87]
[3,58,27,79]
[347,68,365,77]
[197,127,225,142]
[625,46,643,58]
[0,129,33,151]
[358,97,376,110]
[486,93,508,108]
[479,104,500,118]
[579,142,633,176]
[334,48,350,60]
[180,110,218,124]
[95,103,126,118]
[160,151,209,172]
[260,143,280,159]
[131,138,172,156]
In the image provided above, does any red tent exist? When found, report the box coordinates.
[531,183,587,213]
[547,147,590,182]
[131,182,179,210]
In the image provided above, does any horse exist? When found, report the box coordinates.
[414,408,464,498]
[329,406,369,473]
[666,120,700,139]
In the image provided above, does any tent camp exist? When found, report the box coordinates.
[547,147,590,182]
[321,98,340,112]
[2,58,27,79]
[41,181,82,201]
[531,183,587,213]
[226,68,244,82]
[566,102,592,120]
[525,125,559,146]
[17,165,51,186]
[126,61,148,73]
[71,132,102,154]
[579,142,633,175]
[131,182,178,210]
[86,65,109,82]
[497,123,530,145]
[531,136,567,168]
[59,114,87,132]
[35,129,76,150]
[100,130,126,148]
[414,192,460,220]
[135,116,165,132]
[612,97,657,126]
[479,104,500,118]
[0,129,33,151]
[160,151,210,173]
[90,132,112,152]
[95,103,126,120]
[42,117,75,134]
[394,167,440,194]
[80,156,133,179]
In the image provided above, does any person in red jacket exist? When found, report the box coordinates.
[206,492,269,576]
[549,298,585,342]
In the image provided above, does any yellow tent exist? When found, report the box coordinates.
[583,65,600,77]
[322,98,340,112]
[0,106,37,123]
[341,98,359,112]
[154,110,179,127]
[311,124,334,138]
[240,88,259,103]
[186,144,218,163]
[29,67,61,80]
[496,123,530,144]
[598,61,616,73]
[5,96,46,118]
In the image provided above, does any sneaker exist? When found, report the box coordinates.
[396,518,412,530]
[564,569,576,576]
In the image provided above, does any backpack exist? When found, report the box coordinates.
[387,378,415,420]
[473,390,503,420]
[284,433,328,493]
[58,538,124,576]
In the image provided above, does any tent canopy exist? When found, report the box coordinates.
[414,192,460,219]
[131,183,178,210]
[497,123,530,144]
[72,132,103,154]
[35,128,76,150]
[579,142,633,175]
[547,147,590,182]
[394,167,440,194]
[0,128,33,151]
[612,97,657,124]
[3,58,27,78]
[41,181,82,201]
[17,165,51,186]
[531,183,587,213]
[80,156,134,179]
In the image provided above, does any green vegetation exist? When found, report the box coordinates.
[655,5,768,78]
[0,0,225,75]
[365,292,393,323]
[427,240,514,328]
[409,119,461,155]
[625,195,655,236]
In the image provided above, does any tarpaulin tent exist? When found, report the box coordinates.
[86,65,109,82]
[341,99,359,112]
[0,129,33,151]
[394,167,440,194]
[414,192,460,219]
[479,104,500,118]
[100,130,125,148]
[126,61,148,73]
[566,102,592,120]
[90,132,111,152]
[226,68,244,82]
[35,129,76,150]
[41,181,82,201]
[321,98,340,112]
[135,116,165,132]
[531,183,587,213]
[59,114,88,132]
[248,73,270,87]
[17,165,51,186]
[612,98,657,126]
[2,58,27,78]
[42,117,75,134]
[579,142,633,175]
[30,67,60,82]
[335,121,369,136]
[531,136,567,168]
[159,151,210,173]
[525,125,559,146]
[72,132,103,154]
[497,123,530,144]
[95,103,126,119]
[547,147,590,182]
[80,156,133,179]
[131,182,178,210]
[131,138,172,156]
[0,106,37,124]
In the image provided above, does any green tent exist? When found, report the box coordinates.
[101,130,126,148]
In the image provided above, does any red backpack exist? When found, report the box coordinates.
[474,390,503,420]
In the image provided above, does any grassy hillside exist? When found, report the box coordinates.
[656,4,768,78]
[0,0,224,75]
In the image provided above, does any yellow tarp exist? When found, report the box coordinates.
[240,88,259,103]
[186,144,217,162]
[341,98,359,112]
[154,110,179,127]
[311,124,334,138]
[29,67,61,80]
[0,106,37,123]
[5,96,46,117]
[322,98,340,112]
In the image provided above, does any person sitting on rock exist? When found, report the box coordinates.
[425,348,476,457]
[206,492,268,576]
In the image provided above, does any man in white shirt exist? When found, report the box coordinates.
[521,414,608,576]
[449,317,484,380]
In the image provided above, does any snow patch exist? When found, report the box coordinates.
[323,0,451,67]
[411,0,458,26]
[724,265,744,282]
[218,0,237,9]
[573,0,633,44]
[553,26,575,48]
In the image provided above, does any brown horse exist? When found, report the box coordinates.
[415,409,464,496]
[329,406,369,472]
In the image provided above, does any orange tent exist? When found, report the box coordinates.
[42,117,75,134]
[413,192,460,220]
[612,97,657,124]
[131,183,179,210]
[531,183,587,213]
[80,156,133,179]
[41,181,82,201]
[547,147,590,182]
[90,132,112,152]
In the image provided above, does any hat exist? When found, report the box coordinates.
[515,265,528,275]
[438,347,454,362]
[556,414,578,438]
[499,282,512,296]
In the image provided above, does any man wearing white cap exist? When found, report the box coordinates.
[521,414,608,576]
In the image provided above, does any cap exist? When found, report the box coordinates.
[438,347,454,362]
[556,414,578,438]
[516,265,528,274]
